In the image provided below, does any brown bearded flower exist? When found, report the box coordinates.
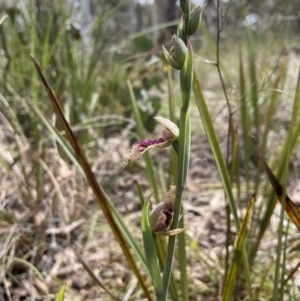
[149,185,176,233]
[148,185,184,236]
[124,117,179,166]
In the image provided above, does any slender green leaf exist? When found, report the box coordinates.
[55,284,66,301]
[253,138,300,231]
[192,69,254,301]
[142,197,163,295]
[178,211,188,301]
[162,39,193,301]
[222,195,255,301]
[192,69,239,228]
[247,28,259,133]
[252,67,300,256]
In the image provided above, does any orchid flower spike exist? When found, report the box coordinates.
[124,117,179,166]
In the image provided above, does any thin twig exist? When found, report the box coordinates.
[214,0,234,289]
[215,0,233,168]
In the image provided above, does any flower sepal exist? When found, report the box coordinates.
[188,5,202,35]
[163,35,187,70]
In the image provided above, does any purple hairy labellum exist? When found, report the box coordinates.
[124,117,179,166]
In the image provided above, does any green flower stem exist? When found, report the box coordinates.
[162,109,191,297]
[162,39,193,298]
[178,210,188,301]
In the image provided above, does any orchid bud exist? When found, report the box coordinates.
[180,0,190,16]
[180,0,185,12]
[177,16,185,40]
[163,35,187,70]
[188,6,202,35]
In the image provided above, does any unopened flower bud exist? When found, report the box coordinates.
[163,35,187,70]
[180,0,189,15]
[188,6,202,35]
[177,16,185,40]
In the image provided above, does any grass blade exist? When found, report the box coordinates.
[252,66,300,252]
[247,28,259,134]
[238,47,250,196]
[192,69,239,228]
[55,284,66,301]
[142,197,164,297]
[31,56,152,301]
[222,195,255,301]
[253,139,300,231]
[192,69,254,300]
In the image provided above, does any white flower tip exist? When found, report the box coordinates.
[154,117,179,137]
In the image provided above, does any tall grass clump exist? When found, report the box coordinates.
[1,0,300,300]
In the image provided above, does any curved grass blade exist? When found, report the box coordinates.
[247,27,259,134]
[238,48,250,196]
[192,70,254,301]
[251,67,300,258]
[142,197,164,297]
[253,138,300,231]
[222,195,255,301]
[192,69,239,228]
[31,56,152,301]
[55,284,66,301]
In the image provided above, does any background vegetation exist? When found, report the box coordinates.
[0,0,300,300]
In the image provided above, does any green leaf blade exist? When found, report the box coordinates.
[55,284,66,301]
[142,198,163,295]
[222,195,255,301]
